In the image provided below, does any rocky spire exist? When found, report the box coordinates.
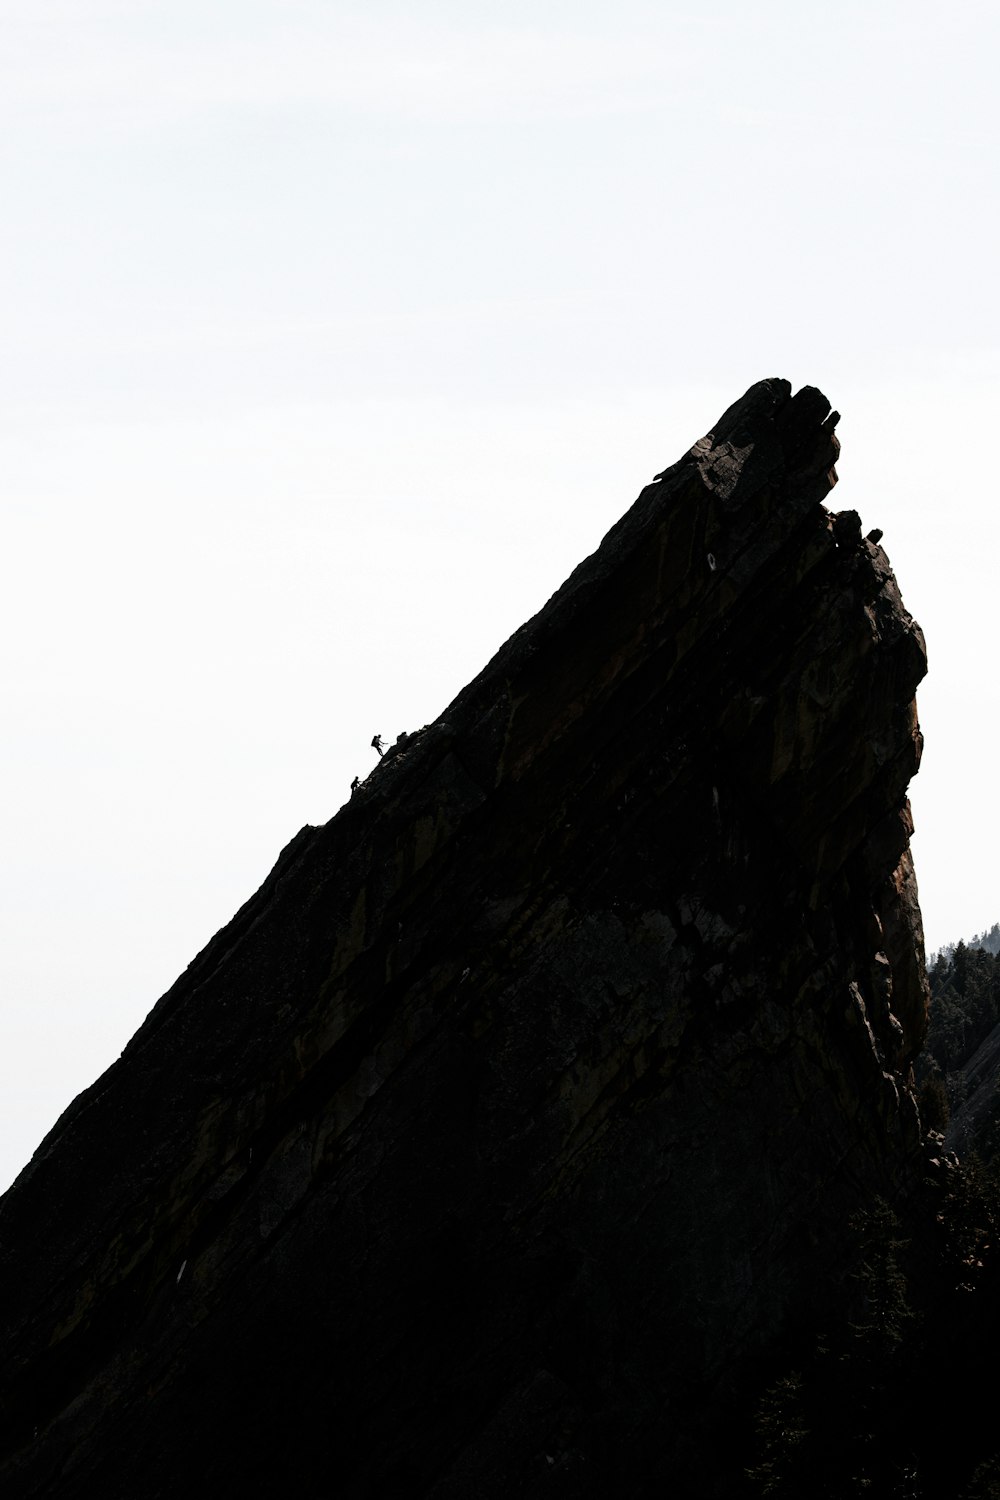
[0,379,928,1497]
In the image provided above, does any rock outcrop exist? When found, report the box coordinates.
[0,379,928,1497]
[945,1022,1000,1151]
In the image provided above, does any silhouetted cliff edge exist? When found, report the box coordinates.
[0,379,929,1496]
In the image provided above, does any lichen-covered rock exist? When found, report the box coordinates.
[0,379,929,1497]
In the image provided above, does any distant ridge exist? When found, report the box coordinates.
[932,922,1000,964]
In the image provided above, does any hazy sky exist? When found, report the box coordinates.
[2,0,998,1192]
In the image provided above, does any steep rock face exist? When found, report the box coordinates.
[945,1022,1000,1150]
[0,379,928,1497]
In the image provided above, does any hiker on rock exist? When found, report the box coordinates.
[371,734,385,757]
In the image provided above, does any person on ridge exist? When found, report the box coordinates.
[371,734,385,757]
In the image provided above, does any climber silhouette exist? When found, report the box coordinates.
[350,776,360,794]
[372,734,385,757]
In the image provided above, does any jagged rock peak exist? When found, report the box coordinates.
[0,380,928,1498]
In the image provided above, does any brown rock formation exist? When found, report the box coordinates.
[0,378,928,1497]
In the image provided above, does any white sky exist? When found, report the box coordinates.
[2,0,997,1192]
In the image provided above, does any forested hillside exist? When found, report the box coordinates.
[920,937,1000,1156]
[933,924,1000,964]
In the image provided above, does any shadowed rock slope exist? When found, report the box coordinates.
[0,379,929,1497]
